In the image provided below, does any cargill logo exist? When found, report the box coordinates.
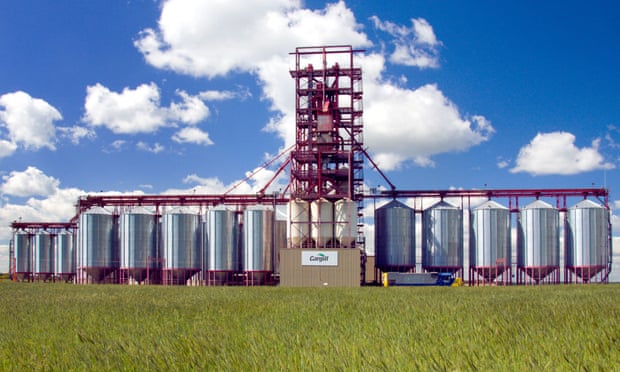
[309,253,329,263]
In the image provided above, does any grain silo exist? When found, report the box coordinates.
[162,207,201,285]
[288,199,310,248]
[422,201,463,276]
[206,207,239,285]
[13,232,32,282]
[77,207,118,284]
[34,232,54,282]
[375,200,416,272]
[311,198,334,247]
[469,200,511,285]
[119,206,158,284]
[243,206,274,285]
[55,230,75,282]
[335,198,358,248]
[517,200,559,284]
[565,199,611,283]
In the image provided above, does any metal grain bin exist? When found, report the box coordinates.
[422,201,463,273]
[34,232,54,279]
[517,200,559,283]
[14,232,32,279]
[120,206,158,284]
[375,200,415,272]
[162,208,201,285]
[243,207,274,284]
[565,199,610,282]
[470,200,511,283]
[56,231,75,281]
[206,207,239,284]
[78,207,118,283]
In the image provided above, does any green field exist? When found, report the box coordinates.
[1,283,619,370]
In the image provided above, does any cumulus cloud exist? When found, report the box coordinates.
[135,0,370,78]
[1,167,60,197]
[82,83,211,135]
[135,1,491,169]
[0,167,153,249]
[365,83,494,170]
[510,132,615,175]
[0,91,61,151]
[370,16,441,68]
[0,167,83,246]
[172,127,213,145]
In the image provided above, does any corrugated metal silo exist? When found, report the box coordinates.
[56,231,75,282]
[120,206,158,284]
[243,207,273,284]
[311,198,334,247]
[162,208,201,285]
[375,200,415,272]
[422,201,463,274]
[335,198,357,248]
[469,200,511,285]
[78,207,118,284]
[206,207,239,285]
[565,199,610,283]
[34,232,54,281]
[14,232,32,281]
[517,200,560,284]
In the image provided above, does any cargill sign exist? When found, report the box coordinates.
[301,251,338,266]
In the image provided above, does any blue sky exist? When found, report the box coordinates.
[1,1,619,279]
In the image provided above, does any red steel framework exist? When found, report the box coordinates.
[288,46,365,249]
[289,45,365,202]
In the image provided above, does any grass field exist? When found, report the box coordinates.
[1,283,619,370]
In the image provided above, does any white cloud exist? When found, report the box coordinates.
[199,88,251,101]
[1,167,60,197]
[178,174,228,194]
[168,90,210,124]
[0,91,61,151]
[179,166,287,195]
[134,0,371,78]
[510,132,615,175]
[497,156,510,169]
[365,83,494,170]
[0,140,17,158]
[104,140,127,153]
[135,1,491,171]
[370,16,441,68]
[82,83,211,134]
[137,141,165,153]
[58,125,96,144]
[171,127,213,145]
[83,83,168,134]
[0,168,84,249]
[0,167,152,247]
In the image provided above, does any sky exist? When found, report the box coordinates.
[1,0,619,280]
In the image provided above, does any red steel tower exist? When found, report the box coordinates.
[289,46,365,202]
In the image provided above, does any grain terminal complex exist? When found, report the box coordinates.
[9,46,612,286]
